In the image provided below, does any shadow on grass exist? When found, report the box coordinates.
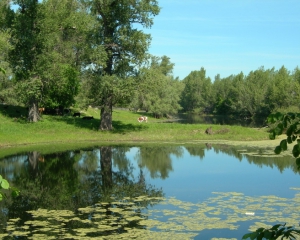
[0,104,28,123]
[46,115,148,133]
[0,105,149,133]
[112,120,148,133]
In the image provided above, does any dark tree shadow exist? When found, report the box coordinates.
[0,104,28,123]
[1,105,150,133]
[45,115,148,133]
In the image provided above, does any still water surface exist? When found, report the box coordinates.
[0,144,299,239]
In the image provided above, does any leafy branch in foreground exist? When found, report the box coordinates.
[242,224,300,240]
[243,112,300,239]
[0,175,20,201]
[268,112,300,168]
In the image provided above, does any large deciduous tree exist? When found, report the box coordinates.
[85,0,160,130]
[37,0,95,110]
[9,0,93,121]
[0,0,14,104]
[180,67,212,113]
[9,0,43,122]
[130,55,183,118]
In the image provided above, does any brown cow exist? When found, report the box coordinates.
[138,116,148,123]
[38,107,45,115]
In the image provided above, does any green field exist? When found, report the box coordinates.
[0,105,278,153]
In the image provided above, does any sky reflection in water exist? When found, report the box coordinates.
[126,146,300,201]
[1,144,300,239]
[124,145,300,238]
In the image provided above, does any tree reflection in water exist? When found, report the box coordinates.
[134,146,184,179]
[0,147,164,239]
[0,143,300,239]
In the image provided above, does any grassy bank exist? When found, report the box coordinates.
[0,105,273,150]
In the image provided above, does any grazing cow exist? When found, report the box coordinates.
[73,112,80,117]
[138,116,148,123]
[38,107,45,115]
[82,116,94,120]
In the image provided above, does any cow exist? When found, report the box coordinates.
[138,116,148,123]
[38,107,45,115]
[73,112,80,117]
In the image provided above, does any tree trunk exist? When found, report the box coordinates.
[28,99,40,122]
[100,146,113,193]
[28,151,40,170]
[99,95,113,130]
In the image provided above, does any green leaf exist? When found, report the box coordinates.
[269,132,276,140]
[257,233,263,240]
[277,227,285,235]
[0,193,3,201]
[287,136,292,144]
[292,145,300,158]
[267,115,274,124]
[280,140,287,151]
[0,179,9,189]
[274,146,282,154]
[256,228,265,232]
[283,115,289,128]
[263,230,273,239]
[286,125,294,137]
[270,224,282,230]
[275,123,284,135]
[274,112,284,121]
[11,190,20,198]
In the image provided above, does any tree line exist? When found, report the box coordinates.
[181,66,300,119]
[0,0,299,130]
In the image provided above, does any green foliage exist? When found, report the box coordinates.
[0,174,20,201]
[0,15,15,104]
[38,0,97,109]
[10,0,43,81]
[80,73,135,109]
[242,223,300,240]
[42,65,80,108]
[180,67,212,113]
[6,0,94,116]
[130,55,183,117]
[184,66,300,117]
[244,113,300,239]
[268,112,300,166]
[81,0,160,129]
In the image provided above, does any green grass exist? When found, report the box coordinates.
[0,105,273,151]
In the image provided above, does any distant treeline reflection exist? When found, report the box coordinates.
[0,144,298,238]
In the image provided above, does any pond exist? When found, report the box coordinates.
[0,143,299,239]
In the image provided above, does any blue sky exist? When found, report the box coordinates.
[144,0,300,80]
